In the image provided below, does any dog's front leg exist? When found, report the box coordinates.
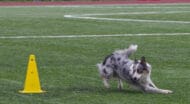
[148,79,158,89]
[144,86,173,94]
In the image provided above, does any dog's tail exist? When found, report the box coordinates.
[115,44,138,57]
[126,44,138,57]
[97,63,104,75]
[96,63,102,74]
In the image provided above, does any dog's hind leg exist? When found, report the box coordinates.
[97,63,111,88]
[102,77,110,88]
[117,79,123,90]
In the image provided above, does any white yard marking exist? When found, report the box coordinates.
[0,33,189,39]
[1,4,190,8]
[65,15,190,24]
[64,11,190,24]
[1,6,190,39]
[77,11,190,16]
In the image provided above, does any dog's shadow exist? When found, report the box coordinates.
[44,85,142,98]
[65,86,141,95]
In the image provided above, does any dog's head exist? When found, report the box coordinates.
[130,56,151,81]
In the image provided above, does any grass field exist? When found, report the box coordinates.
[0,3,190,104]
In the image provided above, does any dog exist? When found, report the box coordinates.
[97,44,173,94]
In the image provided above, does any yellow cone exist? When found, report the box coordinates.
[19,54,45,93]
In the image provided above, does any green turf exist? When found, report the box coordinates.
[0,4,190,104]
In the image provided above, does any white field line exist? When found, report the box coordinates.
[0,78,21,84]
[66,16,190,24]
[64,11,190,24]
[0,33,190,39]
[79,11,190,16]
[1,3,190,8]
[50,5,190,9]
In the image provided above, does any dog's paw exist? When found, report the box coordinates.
[104,84,110,89]
[163,90,173,94]
[118,85,123,90]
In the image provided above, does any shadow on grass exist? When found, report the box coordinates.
[67,86,141,94]
[43,85,142,98]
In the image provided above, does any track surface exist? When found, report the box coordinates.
[0,0,190,6]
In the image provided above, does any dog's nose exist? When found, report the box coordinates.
[133,77,137,81]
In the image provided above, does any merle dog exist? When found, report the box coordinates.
[97,44,172,94]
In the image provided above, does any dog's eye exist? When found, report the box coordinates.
[137,69,143,74]
[133,69,136,74]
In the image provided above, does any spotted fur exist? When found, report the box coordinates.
[97,44,173,94]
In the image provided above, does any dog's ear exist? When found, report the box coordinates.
[140,56,147,68]
[134,58,138,64]
[141,56,146,62]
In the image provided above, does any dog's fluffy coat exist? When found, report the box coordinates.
[97,44,172,94]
